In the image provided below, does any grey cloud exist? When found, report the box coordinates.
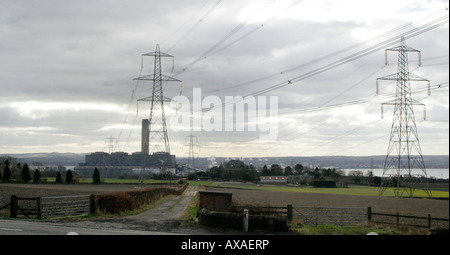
[0,0,448,155]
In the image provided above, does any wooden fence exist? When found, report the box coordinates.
[292,206,367,226]
[0,195,96,219]
[260,206,449,229]
[367,207,449,230]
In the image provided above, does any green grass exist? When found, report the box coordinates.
[186,180,218,187]
[288,222,425,235]
[39,178,448,198]
[191,180,448,198]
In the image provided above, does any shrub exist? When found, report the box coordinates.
[65,170,73,184]
[2,166,11,182]
[93,168,101,184]
[96,191,136,214]
[96,183,189,214]
[21,164,31,183]
[313,180,337,188]
[33,169,41,183]
[56,172,63,183]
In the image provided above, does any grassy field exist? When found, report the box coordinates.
[188,180,449,198]
[36,177,449,198]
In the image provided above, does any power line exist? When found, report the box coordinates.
[235,81,448,158]
[166,0,223,53]
[195,13,448,116]
[205,10,449,95]
[175,0,275,76]
[279,82,448,115]
[248,15,448,97]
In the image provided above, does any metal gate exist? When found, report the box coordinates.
[292,206,367,226]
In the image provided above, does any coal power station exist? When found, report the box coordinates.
[74,118,176,178]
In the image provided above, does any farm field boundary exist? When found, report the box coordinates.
[206,182,449,198]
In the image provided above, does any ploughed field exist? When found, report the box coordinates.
[0,183,160,211]
[1,182,448,229]
[205,185,449,229]
[1,183,448,218]
[206,186,449,217]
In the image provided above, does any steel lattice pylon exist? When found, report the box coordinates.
[377,37,432,198]
[134,44,181,172]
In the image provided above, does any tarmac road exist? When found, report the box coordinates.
[0,218,177,235]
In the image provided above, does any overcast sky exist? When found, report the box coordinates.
[0,0,448,158]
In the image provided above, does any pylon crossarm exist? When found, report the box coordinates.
[142,52,174,58]
[138,96,172,102]
[134,74,181,82]
[377,73,398,81]
[386,46,421,53]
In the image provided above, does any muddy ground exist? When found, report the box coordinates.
[205,186,449,218]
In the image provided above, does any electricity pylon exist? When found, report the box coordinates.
[105,135,117,154]
[377,37,431,198]
[183,111,200,174]
[134,44,181,173]
[185,133,200,169]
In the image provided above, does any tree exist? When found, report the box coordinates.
[21,163,31,183]
[348,170,363,184]
[65,170,73,184]
[284,166,293,176]
[270,164,283,176]
[218,164,224,179]
[93,167,101,184]
[223,160,246,180]
[56,171,63,183]
[313,167,322,180]
[3,165,11,182]
[373,176,382,186]
[330,168,343,181]
[366,171,374,186]
[261,165,270,176]
[294,164,304,175]
[208,166,220,179]
[33,169,41,183]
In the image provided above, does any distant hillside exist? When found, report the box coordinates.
[178,155,449,169]
[1,153,448,169]
[0,152,86,166]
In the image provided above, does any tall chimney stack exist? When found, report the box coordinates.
[141,119,149,155]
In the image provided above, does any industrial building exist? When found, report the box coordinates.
[74,118,176,178]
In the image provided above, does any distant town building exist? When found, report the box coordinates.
[260,176,287,185]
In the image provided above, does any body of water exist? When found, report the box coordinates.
[342,168,449,179]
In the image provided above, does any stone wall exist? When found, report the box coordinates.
[198,208,289,232]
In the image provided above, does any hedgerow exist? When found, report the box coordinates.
[96,183,188,214]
